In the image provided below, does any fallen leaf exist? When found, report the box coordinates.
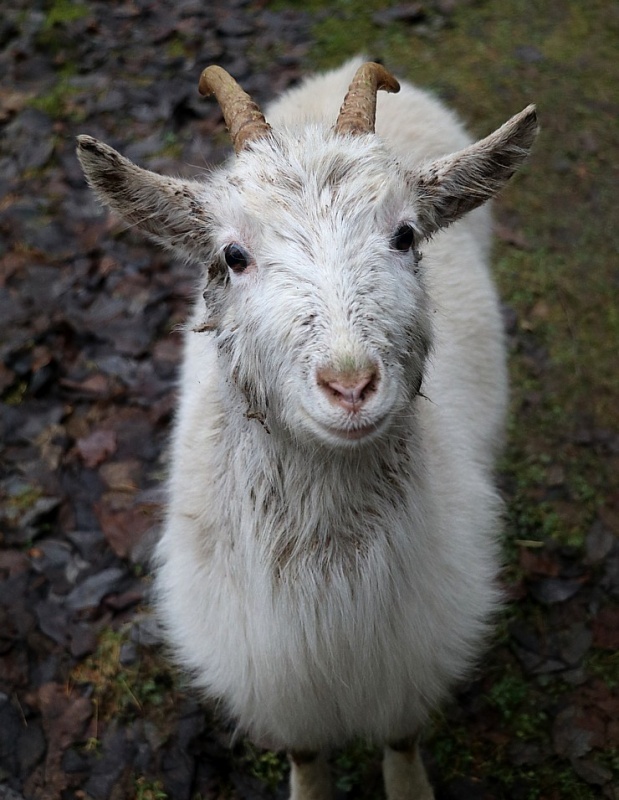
[519,548,561,577]
[76,429,117,468]
[552,706,594,758]
[60,373,120,399]
[495,222,532,249]
[34,683,92,798]
[592,607,619,650]
[0,89,33,122]
[99,460,141,492]
[0,363,15,392]
[94,499,159,559]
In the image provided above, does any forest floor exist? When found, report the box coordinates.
[0,1,617,799]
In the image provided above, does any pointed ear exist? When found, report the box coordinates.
[412,105,539,236]
[76,135,212,260]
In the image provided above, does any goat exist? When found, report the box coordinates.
[77,58,538,800]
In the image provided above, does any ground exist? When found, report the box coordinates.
[0,1,617,799]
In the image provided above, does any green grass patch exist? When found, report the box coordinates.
[43,0,89,28]
[244,744,288,791]
[135,777,168,800]
[71,626,180,729]
[28,64,87,122]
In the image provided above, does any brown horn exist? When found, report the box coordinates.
[199,66,272,154]
[334,62,400,136]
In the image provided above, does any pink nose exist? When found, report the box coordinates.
[316,365,379,412]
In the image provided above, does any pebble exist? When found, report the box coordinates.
[65,567,128,611]
[34,599,70,646]
[16,722,46,776]
[69,623,99,658]
[586,520,615,564]
[372,3,426,26]
[552,706,595,759]
[0,787,27,800]
[129,613,164,647]
[529,577,583,605]
[83,723,136,800]
[573,759,614,786]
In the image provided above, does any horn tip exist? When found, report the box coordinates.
[368,62,400,94]
[199,65,223,96]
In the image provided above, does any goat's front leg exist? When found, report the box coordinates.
[289,751,333,800]
[382,736,434,800]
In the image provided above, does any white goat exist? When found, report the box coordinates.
[77,58,538,800]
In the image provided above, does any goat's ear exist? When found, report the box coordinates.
[77,135,211,260]
[412,105,539,236]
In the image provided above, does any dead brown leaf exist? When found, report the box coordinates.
[0,88,33,122]
[94,498,159,559]
[519,547,561,577]
[33,683,92,799]
[592,607,619,650]
[99,460,141,492]
[76,429,118,468]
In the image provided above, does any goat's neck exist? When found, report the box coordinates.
[219,394,425,569]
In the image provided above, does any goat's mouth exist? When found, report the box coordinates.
[324,421,384,441]
[301,408,389,444]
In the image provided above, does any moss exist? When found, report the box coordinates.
[244,744,288,791]
[28,63,86,122]
[135,777,168,800]
[157,131,184,161]
[332,740,380,794]
[3,380,29,406]
[587,649,619,690]
[165,38,187,60]
[43,0,89,29]
[6,485,44,511]
[71,626,180,729]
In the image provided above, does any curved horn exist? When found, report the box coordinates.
[199,66,272,154]
[334,62,400,136]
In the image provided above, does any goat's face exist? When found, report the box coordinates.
[203,131,431,446]
[77,64,537,447]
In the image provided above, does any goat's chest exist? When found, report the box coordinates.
[225,515,419,664]
[199,520,454,747]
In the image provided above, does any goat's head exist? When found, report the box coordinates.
[77,62,538,448]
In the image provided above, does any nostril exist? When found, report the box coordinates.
[329,375,373,405]
[316,365,380,411]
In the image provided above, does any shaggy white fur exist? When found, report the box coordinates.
[77,57,538,799]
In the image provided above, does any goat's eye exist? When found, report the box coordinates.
[391,224,416,252]
[224,243,250,273]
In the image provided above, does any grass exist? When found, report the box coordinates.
[587,649,619,690]
[28,62,86,122]
[5,484,43,511]
[135,777,168,800]
[71,626,180,734]
[427,664,600,799]
[42,0,90,28]
[244,743,288,791]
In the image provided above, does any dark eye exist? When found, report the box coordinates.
[224,243,250,273]
[391,224,416,252]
